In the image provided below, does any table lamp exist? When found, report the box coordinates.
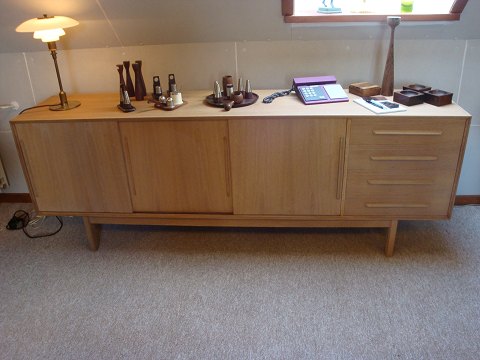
[16,14,81,111]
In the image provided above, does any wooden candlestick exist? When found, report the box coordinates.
[116,64,125,86]
[135,60,147,97]
[381,16,401,96]
[123,61,135,97]
[132,63,144,101]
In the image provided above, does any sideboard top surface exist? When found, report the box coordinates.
[11,90,472,123]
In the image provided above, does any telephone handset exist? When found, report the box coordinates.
[293,76,349,105]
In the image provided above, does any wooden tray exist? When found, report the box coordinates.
[147,98,187,111]
[205,93,258,108]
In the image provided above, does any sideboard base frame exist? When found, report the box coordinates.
[83,215,400,256]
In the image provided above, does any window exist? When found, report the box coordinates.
[282,0,469,22]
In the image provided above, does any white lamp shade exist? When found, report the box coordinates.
[16,15,78,40]
[33,28,66,42]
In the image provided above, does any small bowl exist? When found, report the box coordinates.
[232,91,244,104]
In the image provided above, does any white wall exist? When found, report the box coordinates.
[1,0,479,195]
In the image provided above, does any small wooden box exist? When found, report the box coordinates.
[403,84,432,93]
[349,82,381,97]
[393,90,424,106]
[423,89,453,107]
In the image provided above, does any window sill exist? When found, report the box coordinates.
[284,13,461,23]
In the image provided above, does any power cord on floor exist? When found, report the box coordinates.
[6,209,63,238]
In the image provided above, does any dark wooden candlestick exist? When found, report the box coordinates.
[135,60,147,97]
[381,16,401,96]
[132,63,144,101]
[123,61,135,97]
[116,64,125,86]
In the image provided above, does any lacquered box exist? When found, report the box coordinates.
[403,84,432,93]
[423,89,453,106]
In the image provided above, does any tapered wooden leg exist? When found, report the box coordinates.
[385,220,398,257]
[83,217,101,251]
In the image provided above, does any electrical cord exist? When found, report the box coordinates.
[19,104,61,115]
[6,209,63,238]
[262,86,295,104]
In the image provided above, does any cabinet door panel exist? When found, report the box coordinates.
[14,122,132,213]
[120,120,232,213]
[229,118,346,215]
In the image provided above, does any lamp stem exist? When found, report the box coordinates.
[46,42,80,111]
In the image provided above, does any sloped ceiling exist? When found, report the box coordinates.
[0,0,290,53]
[1,0,479,54]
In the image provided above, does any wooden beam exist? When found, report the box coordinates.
[450,0,469,14]
[282,0,293,16]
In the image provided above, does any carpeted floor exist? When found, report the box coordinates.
[0,202,479,360]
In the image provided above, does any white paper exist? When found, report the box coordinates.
[353,98,407,114]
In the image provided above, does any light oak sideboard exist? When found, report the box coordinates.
[11,91,471,256]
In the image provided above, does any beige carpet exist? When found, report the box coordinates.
[0,203,479,359]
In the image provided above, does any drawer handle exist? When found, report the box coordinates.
[123,137,137,196]
[366,203,429,208]
[367,179,434,185]
[20,140,40,197]
[370,156,438,161]
[373,130,443,136]
[223,136,232,198]
[336,137,345,200]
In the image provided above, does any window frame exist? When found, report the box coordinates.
[282,0,469,23]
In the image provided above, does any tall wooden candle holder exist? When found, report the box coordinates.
[381,16,401,96]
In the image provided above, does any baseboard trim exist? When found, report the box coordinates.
[454,195,480,205]
[1,193,479,206]
[0,193,32,203]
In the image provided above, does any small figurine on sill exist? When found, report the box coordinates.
[318,0,342,14]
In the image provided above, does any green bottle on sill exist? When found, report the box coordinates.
[401,0,414,13]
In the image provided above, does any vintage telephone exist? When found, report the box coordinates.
[293,76,348,105]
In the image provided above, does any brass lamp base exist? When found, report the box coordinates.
[50,100,81,111]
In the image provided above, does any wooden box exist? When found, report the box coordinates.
[393,89,424,106]
[403,84,432,93]
[423,89,453,106]
[349,82,381,97]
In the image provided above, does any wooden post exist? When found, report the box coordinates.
[83,217,101,251]
[282,0,294,16]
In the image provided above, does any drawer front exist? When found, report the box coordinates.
[344,170,454,216]
[345,117,467,217]
[349,117,466,146]
[348,144,461,172]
